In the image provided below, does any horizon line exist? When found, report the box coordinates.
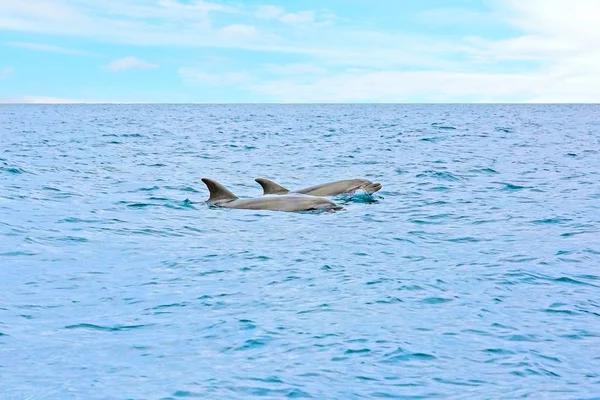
[2,102,599,105]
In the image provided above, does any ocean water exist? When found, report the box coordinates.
[1,104,599,399]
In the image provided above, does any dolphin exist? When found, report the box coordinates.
[255,177,382,197]
[201,178,343,212]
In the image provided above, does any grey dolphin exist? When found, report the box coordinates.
[255,177,382,197]
[201,178,343,212]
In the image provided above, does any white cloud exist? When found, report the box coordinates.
[0,0,240,45]
[0,95,133,104]
[102,56,158,72]
[462,0,600,65]
[156,0,237,14]
[255,5,316,24]
[418,7,499,28]
[0,1,346,62]
[177,68,543,103]
[179,67,252,86]
[486,0,600,102]
[2,0,600,102]
[0,96,88,103]
[280,11,314,24]
[245,0,600,102]
[21,96,83,104]
[0,1,77,22]
[7,41,97,56]
[0,67,14,80]
[502,0,600,39]
[264,63,328,76]
[255,5,284,20]
[218,24,258,40]
[248,70,543,103]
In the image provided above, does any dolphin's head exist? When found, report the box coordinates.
[312,197,344,212]
[360,181,382,194]
[345,179,383,195]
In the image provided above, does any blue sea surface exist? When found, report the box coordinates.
[1,104,600,399]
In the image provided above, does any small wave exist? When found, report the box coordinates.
[447,237,480,243]
[121,133,144,137]
[165,185,199,193]
[234,337,273,351]
[64,323,154,331]
[126,203,157,208]
[420,297,453,304]
[408,218,441,225]
[500,255,537,263]
[345,348,371,354]
[433,378,485,387]
[1,251,37,256]
[554,276,596,286]
[469,168,499,175]
[431,123,457,130]
[560,330,598,340]
[505,334,544,342]
[417,171,462,181]
[484,348,515,355]
[1,166,27,174]
[532,218,572,224]
[561,231,595,238]
[149,302,189,311]
[382,348,437,363]
[399,285,424,291]
[420,137,445,142]
[373,296,403,304]
[227,387,312,398]
[171,390,209,398]
[57,235,89,243]
[163,199,196,210]
[494,182,526,191]
[137,186,160,192]
[543,308,579,316]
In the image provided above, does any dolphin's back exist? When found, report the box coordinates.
[296,179,371,196]
[229,194,342,212]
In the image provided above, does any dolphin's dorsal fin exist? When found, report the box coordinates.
[201,178,238,202]
[255,178,290,195]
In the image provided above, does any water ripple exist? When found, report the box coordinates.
[1,104,600,399]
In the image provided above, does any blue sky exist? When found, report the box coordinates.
[1,0,598,103]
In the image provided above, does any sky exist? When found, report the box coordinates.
[0,0,599,103]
